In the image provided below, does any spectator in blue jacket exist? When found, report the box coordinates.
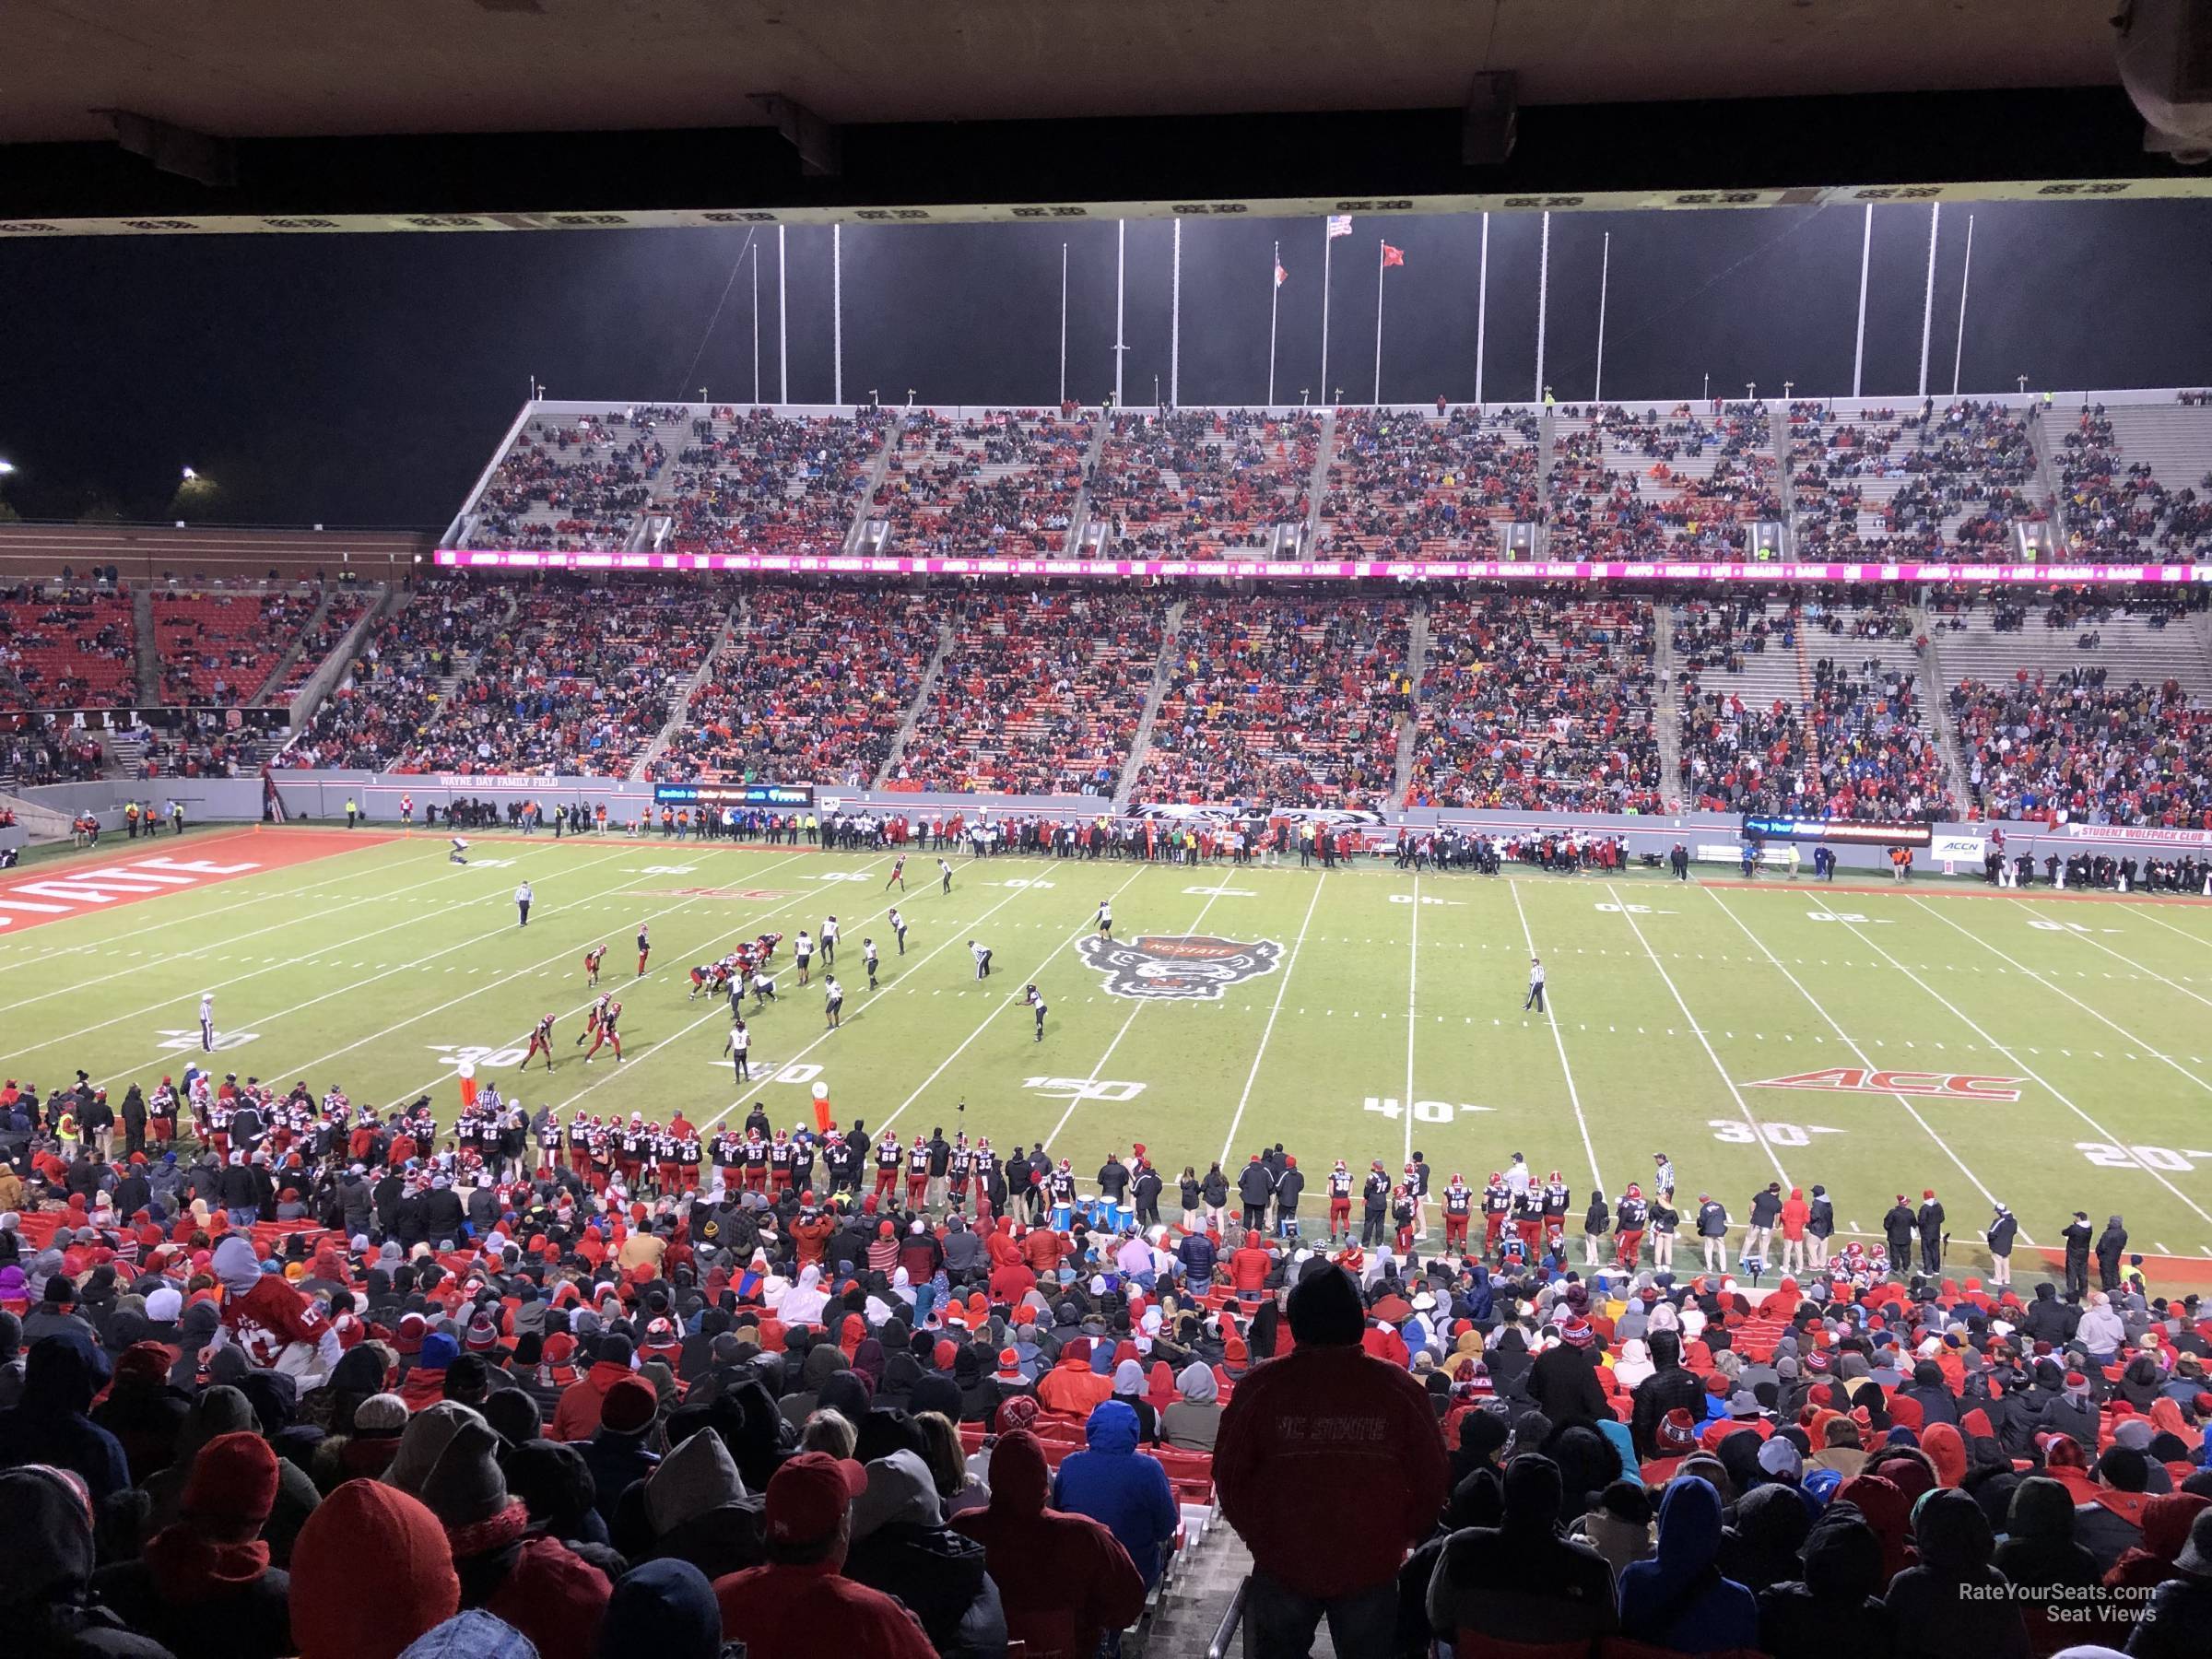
[1175,1230,1218,1291]
[0,1334,130,1503]
[1052,1399,1179,1586]
[1618,1476,1759,1653]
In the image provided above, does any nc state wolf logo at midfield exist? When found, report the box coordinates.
[1076,935,1283,1002]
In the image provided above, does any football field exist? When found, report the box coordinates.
[9,826,2212,1282]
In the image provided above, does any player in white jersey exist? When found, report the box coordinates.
[198,992,217,1053]
[1096,899,1113,938]
[888,907,908,955]
[820,915,839,966]
[823,975,843,1030]
[970,939,992,980]
[862,936,880,990]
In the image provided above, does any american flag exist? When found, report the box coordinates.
[1326,214,1352,240]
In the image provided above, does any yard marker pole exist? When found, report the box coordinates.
[1916,202,1940,398]
[1851,204,1872,398]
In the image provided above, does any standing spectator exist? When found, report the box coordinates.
[1215,1265,1448,1655]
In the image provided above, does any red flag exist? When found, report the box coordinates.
[1381,243,1406,269]
[1274,260,1288,288]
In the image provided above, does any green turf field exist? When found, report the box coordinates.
[10,827,2212,1278]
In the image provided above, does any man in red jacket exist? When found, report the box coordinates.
[1215,1263,1448,1656]
[953,1429,1147,1657]
[549,1333,637,1441]
[1229,1231,1273,1302]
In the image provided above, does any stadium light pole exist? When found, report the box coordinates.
[1951,213,1975,397]
[1916,202,1941,399]
[1475,211,1488,407]
[832,222,844,406]
[777,226,788,406]
[1851,203,1873,398]
[1593,230,1611,405]
[1170,218,1182,408]
[1266,240,1281,406]
[1534,210,1550,405]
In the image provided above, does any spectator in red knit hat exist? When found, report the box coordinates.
[289,1479,461,1659]
[712,1452,934,1659]
[92,1429,291,1659]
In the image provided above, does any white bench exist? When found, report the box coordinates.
[1694,843,1800,873]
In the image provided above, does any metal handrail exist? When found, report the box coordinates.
[1206,1573,1253,1659]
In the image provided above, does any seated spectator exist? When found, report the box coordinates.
[1880,1487,2030,1658]
[1618,1475,1759,1653]
[1159,1359,1221,1452]
[0,1463,174,1659]
[1051,1399,1179,1589]
[2127,1503,2212,1659]
[288,1479,463,1659]
[1756,1500,1896,1659]
[953,1427,1147,1659]
[843,1447,1004,1657]
[1427,1452,1620,1648]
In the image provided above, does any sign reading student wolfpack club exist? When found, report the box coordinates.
[1749,1067,2023,1102]
[1077,935,1283,1002]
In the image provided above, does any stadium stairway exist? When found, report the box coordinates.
[2027,404,2074,546]
[1298,412,1336,555]
[1768,404,1797,557]
[842,411,906,554]
[248,586,336,707]
[280,582,394,735]
[1059,411,1112,556]
[414,588,523,749]
[1112,598,1187,811]
[1653,610,1688,807]
[871,614,957,788]
[631,595,743,780]
[1912,600,1975,809]
[131,584,158,705]
[1394,596,1429,803]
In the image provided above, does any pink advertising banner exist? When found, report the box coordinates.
[434,548,2212,584]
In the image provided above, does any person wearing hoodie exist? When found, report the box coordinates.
[1629,1328,1706,1457]
[594,1559,729,1659]
[2106,1490,2210,1589]
[1160,1359,1221,1452]
[1720,1480,1816,1595]
[550,1334,636,1442]
[1617,1476,1759,1653]
[2073,1444,2154,1571]
[89,1344,191,1487]
[629,1427,766,1581]
[1428,1453,1619,1648]
[207,1235,342,1387]
[953,1428,1146,1659]
[2095,1214,2128,1292]
[579,1377,662,1528]
[2127,1503,2212,1659]
[1756,1502,1896,1659]
[1052,1398,1179,1590]
[0,1463,175,1659]
[90,1431,292,1659]
[1108,1359,1161,1444]
[1570,1477,1655,1583]
[290,1478,463,1659]
[1882,1486,2031,1659]
[778,1342,853,1433]
[843,1447,1006,1658]
[1991,1476,2099,1652]
[419,1418,611,1659]
[0,1336,130,1502]
[1036,1336,1112,1418]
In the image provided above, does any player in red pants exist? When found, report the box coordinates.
[1441,1174,1472,1253]
[904,1135,930,1209]
[1325,1160,1353,1241]
[584,945,606,987]
[582,1001,623,1064]
[520,1014,557,1072]
[873,1138,902,1202]
[635,923,651,978]
[1615,1182,1648,1269]
[1482,1173,1509,1256]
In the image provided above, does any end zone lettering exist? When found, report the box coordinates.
[1750,1067,2022,1102]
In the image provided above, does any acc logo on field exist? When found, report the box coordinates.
[1748,1067,2022,1102]
[1075,934,1282,1002]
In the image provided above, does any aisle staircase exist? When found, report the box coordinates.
[1297,413,1336,554]
[1394,596,1429,804]
[1911,600,1974,812]
[872,615,958,787]
[1112,599,1187,810]
[246,587,335,706]
[1653,606,1688,807]
[1061,409,1111,555]
[631,596,743,780]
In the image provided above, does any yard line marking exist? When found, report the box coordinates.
[1827,911,2199,1232]
[883,866,1149,1141]
[1909,890,2212,1117]
[670,878,1046,1132]
[1041,874,1243,1154]
[1703,888,2006,1213]
[1606,882,1789,1183]
[1218,875,1327,1166]
[78,842,652,1084]
[1509,880,1604,1192]
[2060,925,2212,1016]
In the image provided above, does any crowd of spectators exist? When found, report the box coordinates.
[1313,407,1541,559]
[151,590,321,707]
[1790,399,2044,561]
[1136,597,1409,806]
[261,593,371,707]
[666,408,894,559]
[1,721,106,785]
[0,586,138,712]
[399,582,725,777]
[891,591,1169,797]
[279,579,516,771]
[1952,667,2211,829]
[2054,405,2212,561]
[473,411,679,553]
[652,586,940,788]
[1408,594,1665,812]
[871,409,1089,559]
[1089,409,1321,561]
[1549,405,1782,559]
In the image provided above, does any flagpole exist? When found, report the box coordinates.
[832,222,844,406]
[1594,230,1610,405]
[1059,241,1068,406]
[1114,218,1126,407]
[1535,210,1551,404]
[1170,218,1182,408]
[1851,203,1872,398]
[1950,212,1974,396]
[750,240,761,404]
[1916,202,1940,398]
[1321,221,1334,403]
[777,226,788,406]
[1476,211,1489,407]
[1267,240,1280,406]
[1372,238,1386,406]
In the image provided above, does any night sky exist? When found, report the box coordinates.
[2,199,2209,528]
